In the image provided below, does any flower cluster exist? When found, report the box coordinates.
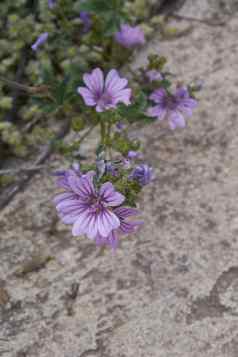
[27,4,199,251]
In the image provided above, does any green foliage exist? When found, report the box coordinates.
[111,132,140,155]
[100,170,142,207]
[0,122,27,157]
[78,0,128,36]
[117,92,153,124]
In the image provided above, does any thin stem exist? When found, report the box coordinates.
[106,122,112,160]
[0,76,49,94]
[100,121,106,146]
[0,76,34,92]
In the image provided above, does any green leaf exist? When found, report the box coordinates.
[54,76,70,105]
[117,92,149,123]
[103,13,121,36]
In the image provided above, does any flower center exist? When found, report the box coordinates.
[97,91,113,107]
[164,95,178,110]
[88,196,104,214]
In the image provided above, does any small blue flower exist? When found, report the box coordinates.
[31,32,48,51]
[48,0,56,9]
[131,164,153,186]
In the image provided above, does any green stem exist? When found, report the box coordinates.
[100,121,106,146]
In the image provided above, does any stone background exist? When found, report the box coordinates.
[1,1,238,356]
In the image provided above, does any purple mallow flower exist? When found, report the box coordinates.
[115,24,145,48]
[127,151,142,160]
[31,32,48,51]
[48,0,56,9]
[147,87,197,130]
[105,162,118,177]
[146,70,163,82]
[54,171,124,239]
[115,121,126,132]
[80,11,91,33]
[95,207,143,250]
[77,68,131,112]
[54,170,142,249]
[131,164,153,186]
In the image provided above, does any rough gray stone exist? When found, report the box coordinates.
[1,1,238,356]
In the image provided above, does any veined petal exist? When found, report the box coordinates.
[100,182,125,206]
[147,105,166,120]
[107,231,119,250]
[114,207,140,218]
[56,199,82,212]
[77,87,96,106]
[97,209,120,237]
[72,210,91,236]
[83,68,104,95]
[59,210,82,225]
[85,213,98,239]
[149,88,167,104]
[53,192,76,205]
[112,88,132,105]
[68,171,95,199]
[119,220,143,234]
[105,70,128,93]
[169,111,186,130]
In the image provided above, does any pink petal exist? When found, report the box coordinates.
[169,111,186,130]
[83,68,104,95]
[77,87,96,106]
[113,88,132,105]
[105,69,128,93]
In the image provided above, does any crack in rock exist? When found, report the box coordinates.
[187,266,238,323]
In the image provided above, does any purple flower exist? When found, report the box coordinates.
[115,121,126,132]
[123,158,131,169]
[48,0,56,9]
[31,32,48,51]
[105,162,119,177]
[147,87,197,130]
[80,11,91,33]
[131,164,153,186]
[52,163,81,190]
[95,207,143,250]
[127,151,142,159]
[115,24,145,48]
[77,68,131,112]
[54,171,126,240]
[146,70,163,82]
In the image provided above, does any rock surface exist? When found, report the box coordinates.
[1,1,238,356]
